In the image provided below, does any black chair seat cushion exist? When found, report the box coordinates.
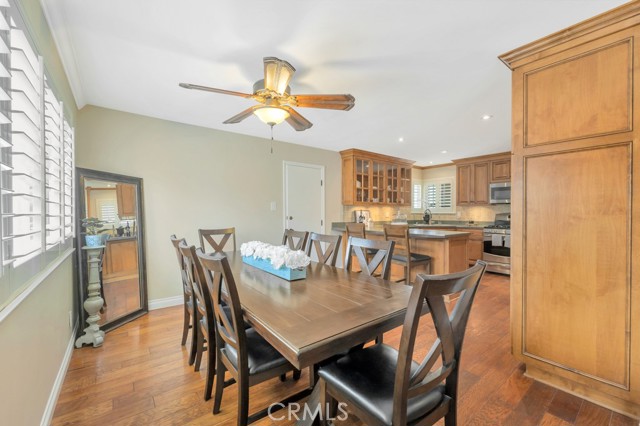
[223,328,290,376]
[392,253,432,263]
[318,344,444,426]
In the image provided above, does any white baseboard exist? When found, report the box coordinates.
[148,295,182,311]
[41,321,78,426]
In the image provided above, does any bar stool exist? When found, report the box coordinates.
[383,224,431,284]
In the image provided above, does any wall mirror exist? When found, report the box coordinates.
[76,168,147,333]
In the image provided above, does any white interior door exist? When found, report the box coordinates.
[284,162,324,236]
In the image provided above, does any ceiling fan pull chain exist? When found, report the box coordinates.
[270,124,274,154]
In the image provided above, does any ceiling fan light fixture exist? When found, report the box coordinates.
[254,106,290,126]
[264,57,295,95]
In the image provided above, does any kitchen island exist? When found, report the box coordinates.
[331,223,470,276]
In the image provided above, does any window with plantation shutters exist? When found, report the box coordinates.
[0,0,75,315]
[412,183,422,210]
[423,177,455,214]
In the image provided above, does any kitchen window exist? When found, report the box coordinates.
[0,1,75,316]
[424,177,454,214]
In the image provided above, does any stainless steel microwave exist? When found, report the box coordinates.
[490,182,511,204]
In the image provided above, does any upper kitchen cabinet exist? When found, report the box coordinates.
[341,149,414,206]
[501,1,640,418]
[454,152,510,205]
[116,183,137,218]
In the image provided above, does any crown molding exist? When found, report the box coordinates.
[39,0,86,108]
[499,1,640,70]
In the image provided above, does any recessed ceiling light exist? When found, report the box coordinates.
[441,150,447,154]
[429,161,434,164]
[398,137,404,143]
[482,114,493,120]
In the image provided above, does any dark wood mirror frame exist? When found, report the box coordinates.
[75,168,148,334]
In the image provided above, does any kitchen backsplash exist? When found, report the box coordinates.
[343,203,510,223]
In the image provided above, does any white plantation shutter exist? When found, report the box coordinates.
[62,118,73,239]
[423,178,455,214]
[0,1,75,313]
[412,183,422,210]
[44,80,62,249]
[7,16,43,265]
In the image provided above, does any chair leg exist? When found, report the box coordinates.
[293,369,301,381]
[181,306,190,346]
[213,351,226,415]
[204,330,215,401]
[319,378,335,426]
[188,317,198,366]
[279,373,287,382]
[237,373,249,426]
[194,329,205,372]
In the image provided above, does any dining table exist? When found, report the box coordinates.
[223,251,417,425]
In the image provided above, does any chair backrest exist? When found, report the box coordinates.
[197,251,247,377]
[282,229,309,251]
[199,227,236,253]
[170,235,191,297]
[345,222,366,239]
[383,224,411,257]
[392,260,487,425]
[305,232,342,266]
[344,236,395,280]
[178,241,212,328]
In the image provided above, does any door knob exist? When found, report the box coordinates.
[287,216,293,220]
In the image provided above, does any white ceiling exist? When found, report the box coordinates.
[41,0,628,166]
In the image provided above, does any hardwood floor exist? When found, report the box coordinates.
[54,273,637,425]
[99,275,141,325]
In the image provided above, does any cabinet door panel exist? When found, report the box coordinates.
[523,144,631,388]
[491,159,511,182]
[457,165,472,205]
[473,163,489,204]
[525,40,632,146]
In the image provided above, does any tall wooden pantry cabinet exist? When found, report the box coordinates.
[500,2,640,418]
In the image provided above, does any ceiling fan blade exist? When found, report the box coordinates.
[293,94,356,111]
[223,105,261,124]
[263,57,295,95]
[282,106,313,131]
[179,83,254,99]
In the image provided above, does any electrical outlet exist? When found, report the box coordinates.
[68,310,74,329]
[270,201,276,211]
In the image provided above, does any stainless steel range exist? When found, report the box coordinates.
[482,212,510,275]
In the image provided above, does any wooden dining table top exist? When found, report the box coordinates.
[224,251,414,369]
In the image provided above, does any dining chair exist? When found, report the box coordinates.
[196,251,298,425]
[305,232,342,266]
[344,236,395,280]
[282,229,309,251]
[318,260,487,426]
[178,241,218,401]
[383,224,432,284]
[199,227,236,253]
[170,235,198,367]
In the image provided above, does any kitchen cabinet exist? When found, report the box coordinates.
[454,152,510,205]
[103,237,138,281]
[490,157,511,182]
[455,162,488,205]
[341,149,414,206]
[116,183,136,218]
[500,3,640,418]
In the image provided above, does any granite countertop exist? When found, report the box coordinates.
[331,223,471,239]
[105,235,137,242]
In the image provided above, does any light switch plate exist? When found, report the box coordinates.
[270,201,276,211]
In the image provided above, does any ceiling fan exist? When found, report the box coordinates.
[179,57,355,131]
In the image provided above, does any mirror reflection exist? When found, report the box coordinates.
[77,169,147,332]
[83,179,140,325]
